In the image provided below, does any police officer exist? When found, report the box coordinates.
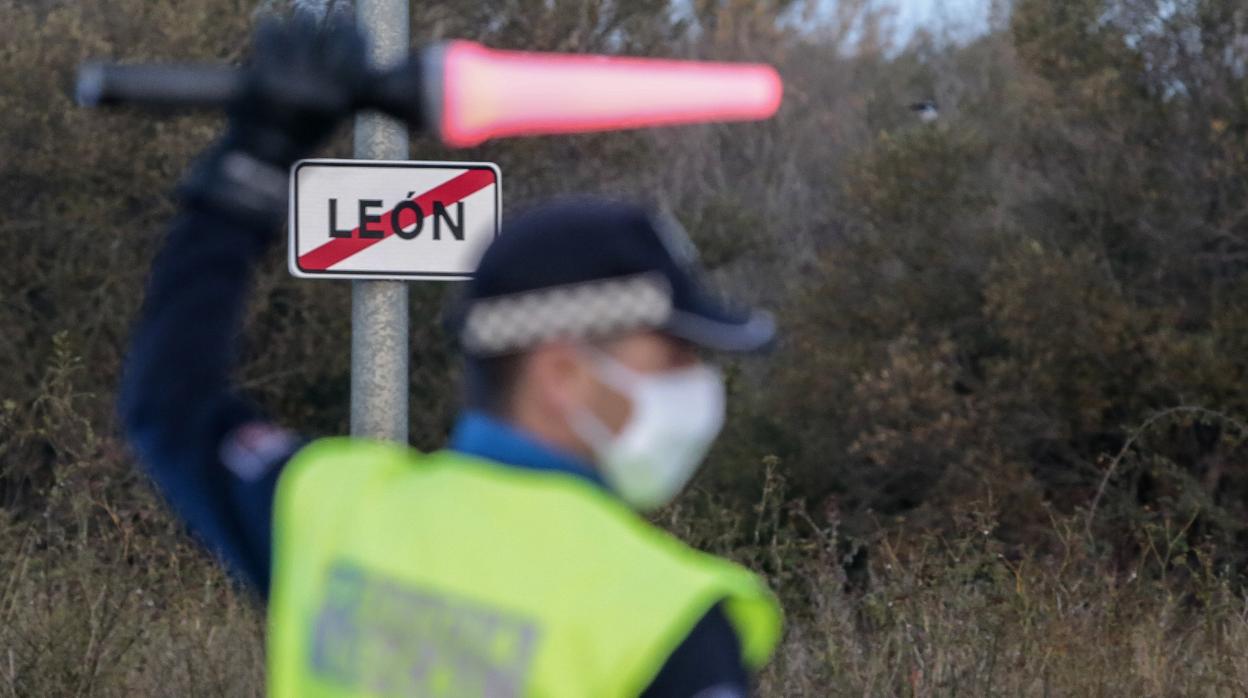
[120,18,781,697]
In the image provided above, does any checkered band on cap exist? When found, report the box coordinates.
[461,273,674,356]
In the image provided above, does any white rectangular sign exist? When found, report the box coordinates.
[289,159,501,280]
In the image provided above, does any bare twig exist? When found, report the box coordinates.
[1085,405,1248,539]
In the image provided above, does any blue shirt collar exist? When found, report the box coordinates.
[450,410,607,490]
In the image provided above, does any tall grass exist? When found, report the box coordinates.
[0,332,264,697]
[5,0,1248,694]
[6,453,1241,696]
[669,465,1248,696]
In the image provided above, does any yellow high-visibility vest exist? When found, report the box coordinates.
[267,438,782,697]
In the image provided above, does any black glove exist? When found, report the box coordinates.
[180,14,370,230]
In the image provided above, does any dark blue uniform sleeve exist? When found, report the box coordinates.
[118,206,749,693]
[642,603,750,697]
[118,206,302,597]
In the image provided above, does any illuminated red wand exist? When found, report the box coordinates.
[76,40,783,145]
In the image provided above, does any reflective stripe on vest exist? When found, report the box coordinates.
[267,438,782,698]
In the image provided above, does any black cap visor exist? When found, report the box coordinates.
[662,287,776,353]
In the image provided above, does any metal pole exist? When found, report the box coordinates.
[351,0,410,441]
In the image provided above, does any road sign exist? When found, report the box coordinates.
[289,159,501,281]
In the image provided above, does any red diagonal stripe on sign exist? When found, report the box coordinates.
[298,168,496,271]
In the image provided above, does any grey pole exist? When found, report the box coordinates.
[350,0,410,441]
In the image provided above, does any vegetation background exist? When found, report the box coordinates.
[4,0,1248,694]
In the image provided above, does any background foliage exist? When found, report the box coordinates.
[4,0,1248,694]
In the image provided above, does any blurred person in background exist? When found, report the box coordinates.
[119,17,781,698]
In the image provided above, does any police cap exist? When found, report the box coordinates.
[449,198,775,357]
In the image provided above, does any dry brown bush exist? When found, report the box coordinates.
[6,0,1248,694]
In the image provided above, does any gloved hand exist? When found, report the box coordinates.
[181,14,370,229]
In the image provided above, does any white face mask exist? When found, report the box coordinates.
[566,349,726,511]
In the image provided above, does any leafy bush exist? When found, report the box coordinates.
[6,0,1248,694]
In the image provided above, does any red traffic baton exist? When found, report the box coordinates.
[76,40,783,146]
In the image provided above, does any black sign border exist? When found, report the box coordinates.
[289,159,502,280]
